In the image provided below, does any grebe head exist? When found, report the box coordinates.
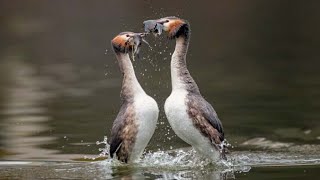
[111,32,148,55]
[143,16,189,39]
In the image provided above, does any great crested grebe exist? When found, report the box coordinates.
[108,32,159,163]
[144,17,227,161]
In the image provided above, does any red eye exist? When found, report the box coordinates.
[160,20,169,24]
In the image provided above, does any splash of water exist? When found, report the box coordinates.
[142,38,153,50]
[94,136,320,172]
[94,136,245,172]
[96,136,110,158]
[141,149,220,169]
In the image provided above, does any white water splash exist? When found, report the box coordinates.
[95,135,320,174]
[96,136,110,158]
[95,136,240,171]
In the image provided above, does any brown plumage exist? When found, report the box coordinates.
[187,93,227,160]
[108,32,159,163]
[108,102,138,163]
[144,17,227,161]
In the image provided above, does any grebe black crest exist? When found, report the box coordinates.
[143,17,227,161]
[108,32,159,163]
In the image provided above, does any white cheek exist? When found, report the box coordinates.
[163,25,170,31]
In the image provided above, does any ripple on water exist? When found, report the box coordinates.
[1,143,320,180]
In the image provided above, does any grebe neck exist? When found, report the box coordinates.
[171,36,200,94]
[116,53,145,101]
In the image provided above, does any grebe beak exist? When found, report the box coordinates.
[128,33,150,60]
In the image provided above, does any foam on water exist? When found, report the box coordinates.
[95,136,248,173]
[94,135,320,174]
[1,136,319,179]
[95,136,109,159]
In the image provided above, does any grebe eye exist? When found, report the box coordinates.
[165,20,169,22]
[126,34,130,37]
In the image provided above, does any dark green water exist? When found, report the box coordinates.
[1,0,320,179]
